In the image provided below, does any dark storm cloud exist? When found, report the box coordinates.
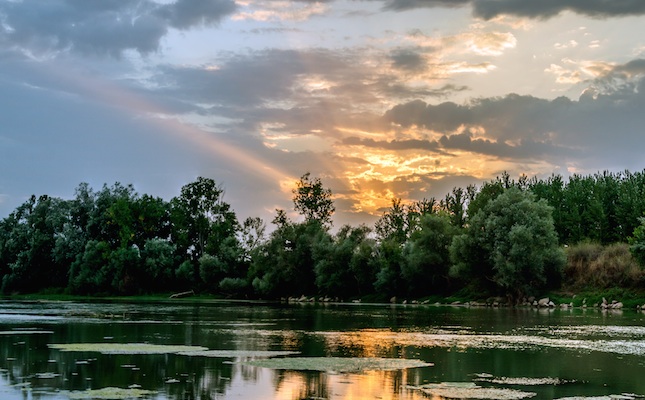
[0,0,236,56]
[381,0,645,19]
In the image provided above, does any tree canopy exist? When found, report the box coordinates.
[2,169,645,301]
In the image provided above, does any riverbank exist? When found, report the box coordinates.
[7,287,645,312]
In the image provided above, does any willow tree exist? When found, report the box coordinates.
[450,187,565,300]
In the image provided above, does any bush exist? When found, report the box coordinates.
[564,242,643,289]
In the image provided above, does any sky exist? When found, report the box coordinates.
[2,0,645,228]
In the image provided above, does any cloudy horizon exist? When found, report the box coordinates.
[2,0,645,228]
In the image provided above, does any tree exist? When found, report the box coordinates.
[292,173,335,228]
[450,187,565,300]
[374,198,408,243]
[402,213,458,297]
[238,217,266,262]
[171,177,235,261]
[629,217,645,266]
[249,217,328,298]
[1,195,70,294]
[314,224,376,298]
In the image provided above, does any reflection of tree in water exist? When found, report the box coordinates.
[273,371,328,400]
[270,369,418,400]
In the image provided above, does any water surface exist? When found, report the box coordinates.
[0,300,644,399]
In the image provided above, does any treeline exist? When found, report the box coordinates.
[2,170,645,301]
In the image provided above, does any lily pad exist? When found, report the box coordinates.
[48,343,208,354]
[408,382,536,399]
[243,357,432,372]
[66,387,156,399]
[177,350,300,358]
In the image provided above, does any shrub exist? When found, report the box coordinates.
[565,242,643,289]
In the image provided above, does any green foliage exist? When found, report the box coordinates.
[450,187,565,299]
[250,219,329,298]
[3,169,645,300]
[629,217,645,266]
[373,238,405,296]
[313,224,376,298]
[292,172,335,228]
[401,213,458,297]
[175,260,196,287]
[140,238,177,291]
[171,177,238,261]
[218,277,249,296]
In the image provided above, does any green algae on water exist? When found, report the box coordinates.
[65,387,156,399]
[48,343,208,354]
[177,350,300,358]
[243,357,432,372]
[407,382,536,399]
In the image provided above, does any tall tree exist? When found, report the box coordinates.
[292,173,335,228]
[171,177,238,261]
[450,187,565,301]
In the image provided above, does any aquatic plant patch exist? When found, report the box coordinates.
[243,357,432,372]
[407,382,536,399]
[48,343,208,354]
[474,375,575,385]
[312,328,645,357]
[177,350,300,358]
[65,387,157,399]
[555,395,644,400]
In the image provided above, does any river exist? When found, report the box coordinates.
[1,299,644,399]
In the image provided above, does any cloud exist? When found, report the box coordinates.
[380,0,645,20]
[149,47,473,115]
[472,0,645,20]
[232,0,327,21]
[0,0,236,57]
[389,49,427,72]
[380,62,645,172]
[342,137,442,152]
[382,0,470,12]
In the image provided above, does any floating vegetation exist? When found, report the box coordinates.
[474,375,575,385]
[311,328,645,357]
[407,382,536,399]
[65,387,157,399]
[556,395,645,400]
[34,372,61,379]
[48,343,208,355]
[177,350,300,358]
[243,357,432,372]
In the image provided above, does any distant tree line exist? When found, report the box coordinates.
[2,170,645,301]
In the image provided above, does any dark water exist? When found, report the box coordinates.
[1,299,645,399]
